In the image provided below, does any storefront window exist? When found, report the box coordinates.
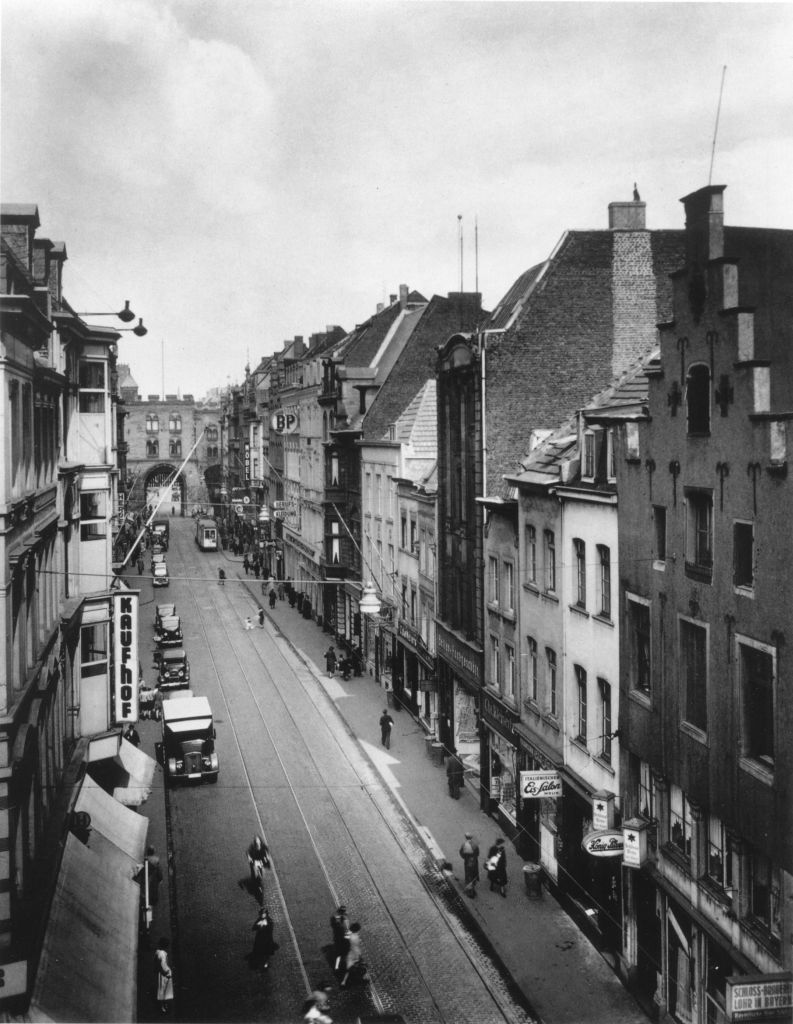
[488,730,517,821]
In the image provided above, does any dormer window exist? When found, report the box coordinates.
[583,431,595,479]
[686,363,711,436]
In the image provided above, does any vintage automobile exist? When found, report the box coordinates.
[151,552,166,567]
[162,694,218,784]
[154,603,176,631]
[157,648,191,690]
[152,562,170,588]
[151,519,169,550]
[156,615,183,647]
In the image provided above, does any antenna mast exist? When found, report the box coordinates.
[475,216,479,295]
[458,214,463,292]
[708,65,727,186]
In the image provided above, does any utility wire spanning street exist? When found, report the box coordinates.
[134,515,645,1024]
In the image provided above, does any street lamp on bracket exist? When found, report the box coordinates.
[76,299,148,336]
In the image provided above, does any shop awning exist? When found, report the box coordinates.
[29,832,139,1023]
[74,775,148,867]
[86,731,157,807]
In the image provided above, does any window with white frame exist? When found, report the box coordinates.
[546,648,557,715]
[504,643,515,700]
[78,361,105,413]
[668,784,692,858]
[79,490,107,542]
[504,561,514,613]
[146,413,159,434]
[685,489,713,577]
[527,637,538,702]
[544,530,556,592]
[575,665,587,743]
[490,635,500,687]
[169,413,182,433]
[638,761,657,820]
[627,595,651,695]
[706,814,731,891]
[599,678,612,762]
[80,622,108,678]
[526,523,537,584]
[574,538,586,608]
[583,430,595,478]
[598,544,611,618]
[489,557,500,606]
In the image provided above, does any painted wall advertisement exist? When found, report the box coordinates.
[112,591,139,723]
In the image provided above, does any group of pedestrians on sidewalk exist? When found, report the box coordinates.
[458,833,508,899]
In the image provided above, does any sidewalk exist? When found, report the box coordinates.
[236,564,646,1024]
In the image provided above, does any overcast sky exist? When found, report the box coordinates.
[3,1,792,399]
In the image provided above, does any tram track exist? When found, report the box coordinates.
[165,523,531,1023]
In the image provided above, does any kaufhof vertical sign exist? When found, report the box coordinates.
[113,591,139,722]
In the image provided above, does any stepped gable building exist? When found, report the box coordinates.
[604,185,793,1019]
[120,372,224,515]
[357,291,482,720]
[435,193,686,823]
[319,286,428,637]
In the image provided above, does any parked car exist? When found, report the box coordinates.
[157,648,191,690]
[151,552,166,566]
[154,603,176,631]
[156,615,183,647]
[152,562,170,588]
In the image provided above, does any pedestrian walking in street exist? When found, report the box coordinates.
[329,905,349,969]
[278,580,285,601]
[243,554,250,576]
[303,983,333,1023]
[245,616,254,630]
[339,922,368,988]
[123,722,141,747]
[325,646,337,678]
[137,554,145,575]
[379,709,394,749]
[254,563,260,579]
[446,747,464,799]
[459,832,480,898]
[154,937,174,1014]
[258,607,265,628]
[486,837,508,897]
[145,846,163,907]
[269,588,277,609]
[249,906,278,971]
[247,834,270,901]
[218,568,226,586]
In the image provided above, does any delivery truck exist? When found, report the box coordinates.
[161,694,219,784]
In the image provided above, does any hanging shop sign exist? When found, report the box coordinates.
[592,790,616,830]
[270,409,299,435]
[622,817,650,868]
[482,693,519,742]
[112,591,139,723]
[581,829,624,858]
[520,770,562,799]
[726,974,793,1023]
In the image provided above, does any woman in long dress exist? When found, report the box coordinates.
[154,937,174,1015]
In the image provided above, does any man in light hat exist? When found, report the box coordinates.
[459,832,480,897]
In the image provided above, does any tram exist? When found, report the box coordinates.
[195,516,219,551]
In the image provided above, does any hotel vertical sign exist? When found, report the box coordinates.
[113,591,139,722]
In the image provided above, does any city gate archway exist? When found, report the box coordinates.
[145,464,185,515]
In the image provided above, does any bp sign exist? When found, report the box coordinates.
[270,409,299,434]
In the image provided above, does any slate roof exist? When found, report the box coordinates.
[337,291,428,369]
[485,260,549,331]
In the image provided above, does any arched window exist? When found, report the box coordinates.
[169,413,182,433]
[205,424,218,442]
[146,414,159,434]
[146,439,159,457]
[169,439,182,457]
[686,364,710,435]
